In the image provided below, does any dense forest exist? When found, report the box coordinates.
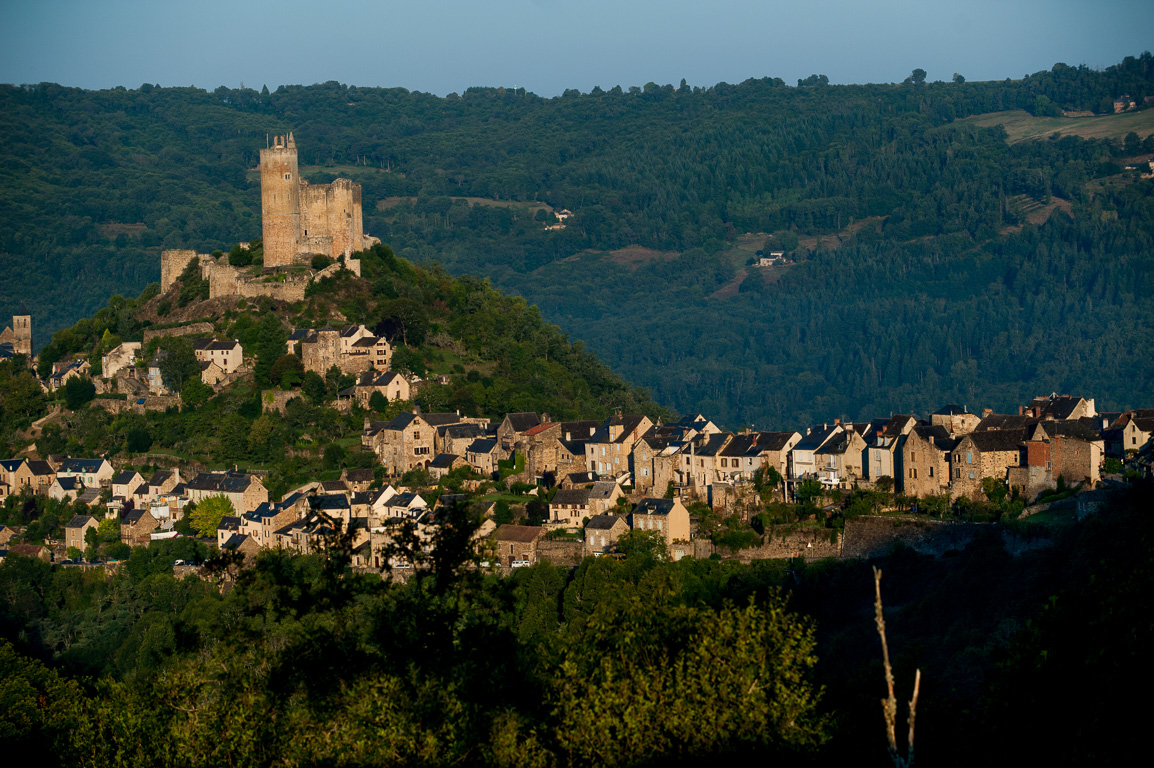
[2,54,1153,428]
[2,483,1150,766]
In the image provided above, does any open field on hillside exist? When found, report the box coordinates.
[962,108,1154,143]
[376,195,555,213]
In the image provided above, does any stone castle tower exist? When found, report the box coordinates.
[259,133,368,268]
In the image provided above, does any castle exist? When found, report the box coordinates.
[159,134,377,299]
[260,132,373,267]
[0,304,32,362]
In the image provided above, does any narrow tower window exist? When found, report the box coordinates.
[284,173,291,180]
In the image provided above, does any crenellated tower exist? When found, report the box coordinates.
[260,133,302,268]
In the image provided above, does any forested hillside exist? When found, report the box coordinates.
[2,54,1153,427]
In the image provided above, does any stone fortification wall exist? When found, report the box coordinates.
[537,539,583,566]
[160,250,204,292]
[301,178,363,259]
[262,389,303,415]
[142,322,214,344]
[840,516,989,559]
[237,280,307,302]
[694,527,842,562]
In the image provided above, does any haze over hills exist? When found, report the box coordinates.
[2,54,1153,428]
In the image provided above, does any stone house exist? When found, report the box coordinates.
[221,533,262,559]
[755,431,803,479]
[199,360,227,389]
[1115,411,1154,455]
[121,509,159,546]
[0,525,15,545]
[497,412,542,453]
[520,422,560,476]
[111,471,145,501]
[374,491,429,524]
[789,424,843,479]
[185,471,269,514]
[216,516,242,548]
[588,480,625,516]
[814,429,868,488]
[465,439,502,478]
[435,423,487,456]
[64,514,99,552]
[101,342,141,379]
[930,404,980,437]
[5,544,52,563]
[340,468,375,493]
[901,425,956,497]
[561,471,599,489]
[352,370,411,408]
[148,469,182,498]
[363,412,438,474]
[297,324,393,377]
[549,488,592,528]
[630,498,691,552]
[194,338,244,374]
[50,358,90,391]
[56,458,115,489]
[49,476,83,502]
[716,433,774,483]
[491,524,546,567]
[863,415,916,484]
[950,431,1025,500]
[241,500,303,548]
[428,453,468,481]
[1024,420,1104,487]
[1,459,30,497]
[674,432,729,497]
[585,414,654,481]
[1022,394,1095,421]
[584,514,630,556]
[631,433,678,494]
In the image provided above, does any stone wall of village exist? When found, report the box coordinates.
[142,322,215,344]
[840,516,990,559]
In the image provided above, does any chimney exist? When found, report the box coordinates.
[1018,405,1024,416]
[982,408,993,418]
[834,418,840,426]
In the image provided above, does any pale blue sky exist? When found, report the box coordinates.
[1,0,1151,95]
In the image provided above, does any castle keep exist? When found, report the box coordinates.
[260,133,371,267]
[159,134,376,299]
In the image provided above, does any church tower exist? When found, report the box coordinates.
[260,133,301,268]
[12,302,31,358]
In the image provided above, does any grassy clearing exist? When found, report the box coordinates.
[376,195,555,213]
[960,108,1154,143]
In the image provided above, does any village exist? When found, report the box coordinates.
[4,301,1152,572]
[2,134,1151,574]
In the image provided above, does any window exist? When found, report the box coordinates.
[969,471,975,480]
[284,173,291,180]
[929,466,934,478]
[966,451,973,464]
